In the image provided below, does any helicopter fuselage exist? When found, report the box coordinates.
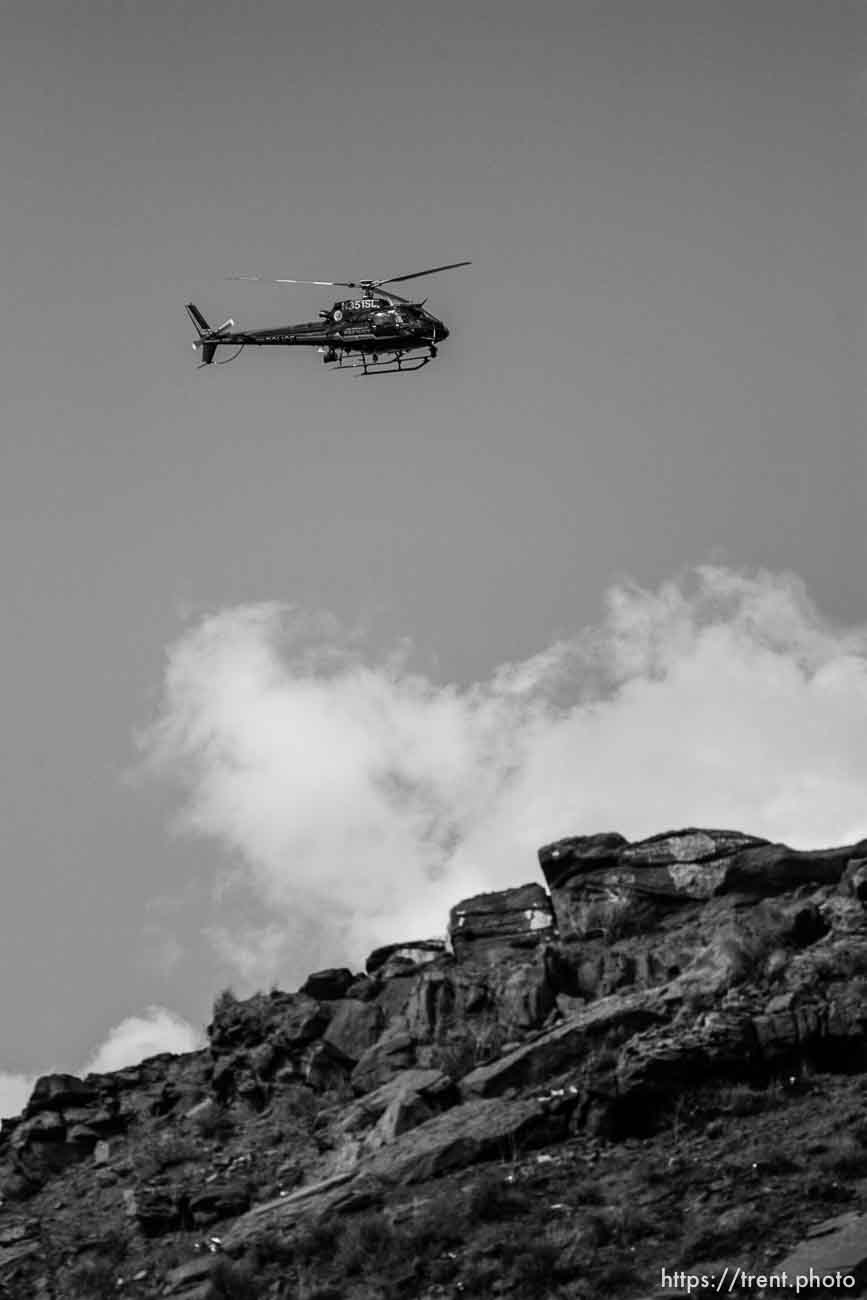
[188,259,469,374]
[193,296,448,365]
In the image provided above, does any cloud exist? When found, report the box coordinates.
[0,1007,204,1119]
[0,1073,37,1122]
[84,1007,204,1075]
[140,566,867,987]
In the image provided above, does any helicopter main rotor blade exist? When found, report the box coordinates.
[373,260,472,287]
[224,261,471,290]
[226,276,342,287]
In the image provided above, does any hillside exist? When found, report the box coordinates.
[3,826,867,1299]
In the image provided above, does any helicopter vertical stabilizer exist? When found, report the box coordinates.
[198,341,218,366]
[186,303,237,365]
[185,302,211,335]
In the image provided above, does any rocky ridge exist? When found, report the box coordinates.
[3,826,867,1298]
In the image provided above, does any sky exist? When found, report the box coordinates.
[0,0,864,1117]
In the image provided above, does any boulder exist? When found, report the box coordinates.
[25,1074,98,1116]
[339,1069,456,1135]
[329,1071,456,1174]
[753,988,867,1072]
[401,968,459,1042]
[367,1089,435,1148]
[0,1161,36,1201]
[322,1000,384,1063]
[164,1256,217,1295]
[236,1076,267,1110]
[268,995,332,1051]
[841,858,867,902]
[460,989,665,1099]
[3,1108,100,1181]
[210,1056,240,1104]
[93,1139,112,1166]
[299,968,356,1001]
[366,940,446,977]
[768,1210,867,1290]
[621,828,766,867]
[10,1112,66,1146]
[615,1010,757,1112]
[539,829,768,941]
[719,840,867,896]
[0,1230,42,1276]
[549,937,688,1001]
[344,975,378,1001]
[373,973,418,1022]
[497,958,557,1030]
[248,1042,277,1078]
[187,1180,251,1225]
[222,1170,380,1251]
[538,831,628,882]
[65,1124,100,1151]
[132,1184,190,1236]
[363,1094,569,1185]
[391,955,554,1051]
[97,1066,143,1091]
[209,991,328,1054]
[60,1105,127,1136]
[612,988,867,1114]
[149,1080,181,1117]
[351,1030,416,1095]
[302,1040,352,1091]
[449,883,555,962]
[0,1222,40,1251]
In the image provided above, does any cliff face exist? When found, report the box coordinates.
[3,826,867,1300]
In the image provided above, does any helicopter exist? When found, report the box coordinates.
[185,260,470,377]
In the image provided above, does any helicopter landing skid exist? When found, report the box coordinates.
[325,348,435,377]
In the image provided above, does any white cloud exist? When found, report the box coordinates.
[0,1073,37,1122]
[140,566,867,986]
[84,1006,204,1075]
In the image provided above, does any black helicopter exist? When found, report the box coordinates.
[186,260,470,376]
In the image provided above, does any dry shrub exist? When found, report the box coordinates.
[680,1205,755,1265]
[718,1082,772,1116]
[406,1191,466,1252]
[63,1259,119,1300]
[816,1136,867,1179]
[333,1210,399,1276]
[292,1215,341,1265]
[206,1257,258,1300]
[250,1226,296,1269]
[465,1171,533,1222]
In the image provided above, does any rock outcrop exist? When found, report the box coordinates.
[767,1210,867,1292]
[448,883,555,960]
[4,824,867,1299]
